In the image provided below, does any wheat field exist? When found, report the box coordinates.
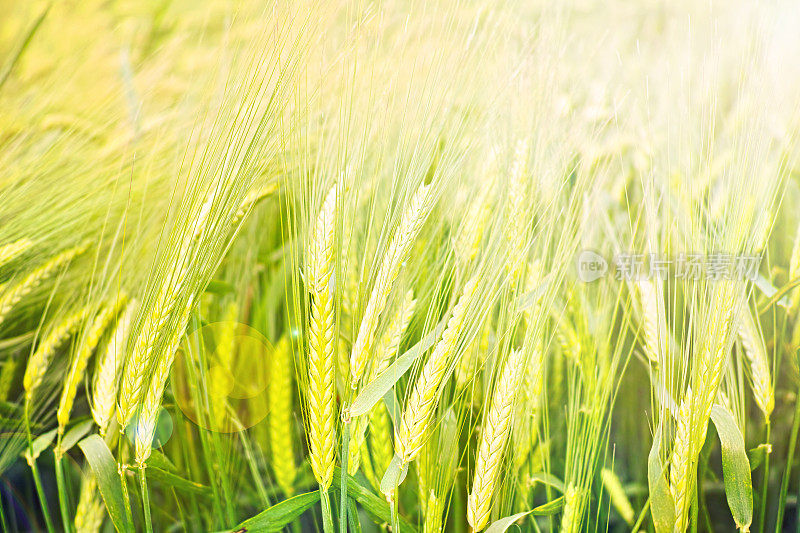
[1,0,800,532]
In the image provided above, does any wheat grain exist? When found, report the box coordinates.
[670,387,693,533]
[350,183,431,387]
[423,490,444,533]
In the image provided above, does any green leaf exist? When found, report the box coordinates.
[146,448,179,473]
[647,423,675,533]
[379,454,408,495]
[754,274,793,311]
[710,404,753,531]
[333,467,416,531]
[23,428,56,461]
[747,444,771,471]
[531,496,564,515]
[60,418,94,452]
[484,511,531,533]
[529,472,565,493]
[349,315,450,417]
[141,465,212,498]
[77,434,133,533]
[205,279,236,296]
[234,490,320,532]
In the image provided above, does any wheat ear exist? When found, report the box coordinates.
[134,299,195,466]
[670,281,739,531]
[91,301,136,436]
[789,220,800,313]
[351,290,416,471]
[560,483,585,533]
[396,275,479,465]
[231,182,279,227]
[669,387,694,533]
[368,399,395,483]
[0,243,87,326]
[268,336,297,496]
[0,357,19,400]
[23,307,90,404]
[119,188,212,430]
[424,489,444,533]
[74,472,104,533]
[210,301,238,429]
[57,297,126,434]
[0,238,33,268]
[738,307,773,421]
[306,185,338,489]
[350,183,431,387]
[117,286,177,429]
[601,467,634,526]
[467,347,525,531]
[505,139,530,280]
[636,279,667,366]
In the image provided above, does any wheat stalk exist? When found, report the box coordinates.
[268,336,297,495]
[350,183,431,387]
[467,347,525,531]
[396,274,479,465]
